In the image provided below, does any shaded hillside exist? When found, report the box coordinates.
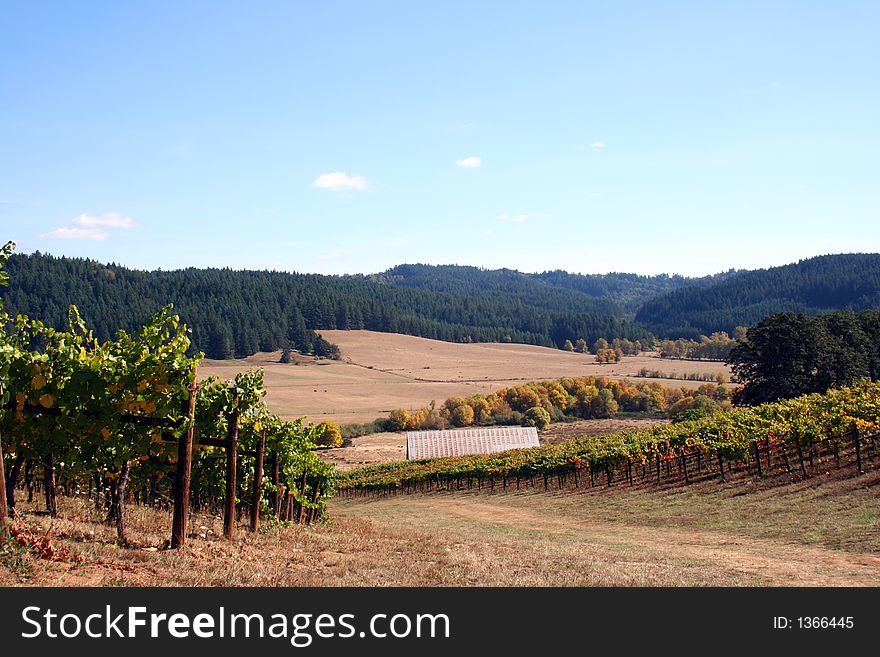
[379,263,730,314]
[635,254,880,338]
[2,252,652,359]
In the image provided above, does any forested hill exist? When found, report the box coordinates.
[377,264,730,314]
[2,252,654,359]
[635,253,880,338]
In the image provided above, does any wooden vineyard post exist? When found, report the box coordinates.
[681,453,689,485]
[223,388,240,540]
[717,450,725,481]
[24,459,34,503]
[4,453,23,515]
[270,450,280,516]
[249,429,266,532]
[778,440,792,472]
[297,470,308,524]
[0,429,9,537]
[171,376,198,549]
[278,486,289,521]
[306,484,321,525]
[792,435,809,478]
[753,442,763,477]
[853,423,863,474]
[43,452,57,517]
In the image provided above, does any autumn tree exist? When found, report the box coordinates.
[388,408,411,431]
[590,389,618,418]
[523,406,551,430]
[450,404,475,427]
[316,421,343,447]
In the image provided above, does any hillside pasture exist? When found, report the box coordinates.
[198,331,730,424]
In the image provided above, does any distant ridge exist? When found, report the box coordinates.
[4,251,879,357]
[635,253,880,338]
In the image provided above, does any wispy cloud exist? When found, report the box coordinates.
[496,213,529,222]
[311,172,367,191]
[41,210,138,241]
[483,229,495,236]
[41,227,109,241]
[591,141,605,152]
[456,156,481,169]
[72,212,137,228]
[318,252,340,260]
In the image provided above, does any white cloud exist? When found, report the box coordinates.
[311,172,367,191]
[456,156,481,169]
[72,212,136,228]
[496,213,529,222]
[591,141,605,152]
[41,227,109,241]
[592,192,603,200]
[483,229,495,236]
[318,252,340,260]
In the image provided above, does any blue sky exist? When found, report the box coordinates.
[1,1,878,276]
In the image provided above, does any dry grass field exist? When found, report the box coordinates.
[198,331,730,425]
[4,468,878,587]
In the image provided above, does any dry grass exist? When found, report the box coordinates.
[198,331,730,425]
[4,467,878,587]
[334,468,880,587]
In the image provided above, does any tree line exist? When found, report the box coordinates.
[374,376,733,434]
[2,253,655,359]
[637,253,880,338]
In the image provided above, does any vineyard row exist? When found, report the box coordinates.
[337,383,880,495]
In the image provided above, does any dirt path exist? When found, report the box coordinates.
[335,495,880,586]
[445,501,880,586]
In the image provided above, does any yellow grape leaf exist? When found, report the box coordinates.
[32,374,47,390]
[253,420,263,432]
[38,393,54,409]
